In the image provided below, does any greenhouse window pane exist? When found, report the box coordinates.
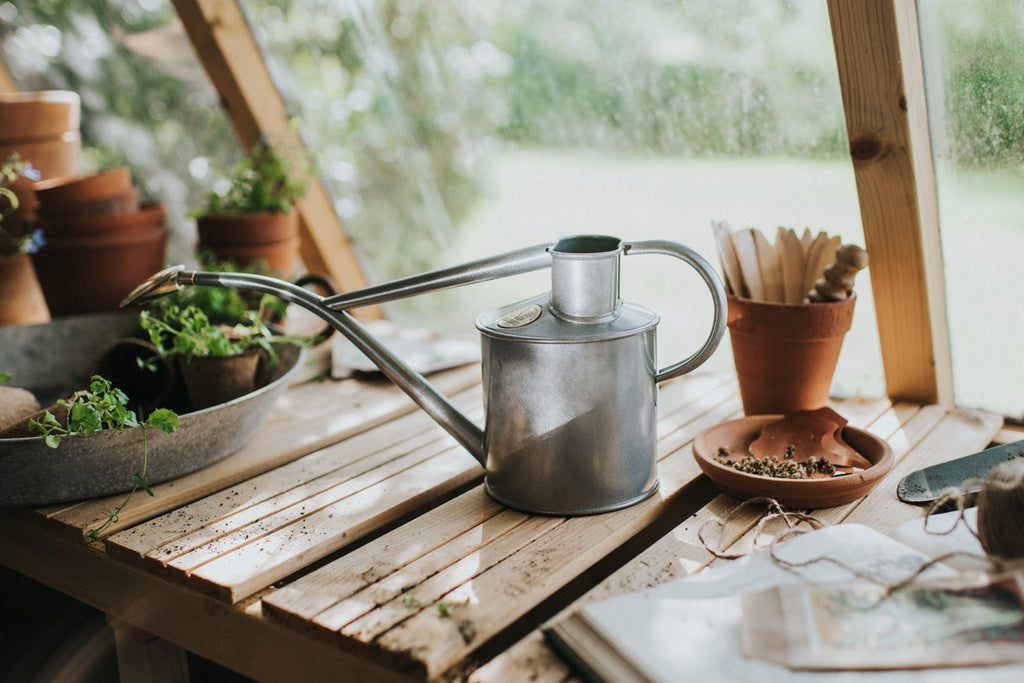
[2,0,884,399]
[245,0,884,397]
[919,0,1024,418]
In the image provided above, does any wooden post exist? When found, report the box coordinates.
[107,616,190,683]
[827,0,953,405]
[171,0,380,317]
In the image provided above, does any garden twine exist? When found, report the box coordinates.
[974,457,1024,562]
[699,458,1024,597]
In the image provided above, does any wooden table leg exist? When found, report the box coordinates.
[106,616,189,683]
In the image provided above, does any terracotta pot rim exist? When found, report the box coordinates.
[0,90,80,105]
[196,210,299,247]
[33,167,133,204]
[199,237,300,252]
[197,209,294,219]
[0,91,81,142]
[36,187,141,219]
[34,224,167,250]
[36,201,163,232]
[726,293,857,309]
[727,293,856,339]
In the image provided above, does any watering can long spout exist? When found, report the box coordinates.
[121,243,555,465]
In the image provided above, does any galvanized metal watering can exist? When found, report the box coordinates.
[124,235,726,515]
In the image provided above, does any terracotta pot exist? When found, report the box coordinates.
[33,167,133,207]
[2,177,40,231]
[727,294,856,416]
[0,253,51,326]
[196,210,299,277]
[37,202,166,241]
[0,91,81,179]
[32,225,168,317]
[36,186,140,219]
[177,348,268,410]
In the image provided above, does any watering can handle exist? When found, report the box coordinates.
[623,240,727,383]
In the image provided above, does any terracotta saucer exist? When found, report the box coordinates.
[692,415,894,508]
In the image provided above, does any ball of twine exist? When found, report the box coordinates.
[975,458,1024,562]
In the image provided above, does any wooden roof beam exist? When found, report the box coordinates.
[171,0,378,316]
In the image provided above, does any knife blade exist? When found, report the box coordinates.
[897,438,1024,505]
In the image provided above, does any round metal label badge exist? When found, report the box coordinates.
[496,304,542,329]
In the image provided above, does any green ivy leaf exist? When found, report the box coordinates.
[147,408,180,435]
[69,402,102,434]
[134,472,154,497]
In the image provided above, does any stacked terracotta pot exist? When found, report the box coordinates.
[0,90,81,183]
[0,90,83,326]
[30,167,168,316]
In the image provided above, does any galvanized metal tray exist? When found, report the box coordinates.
[0,312,304,506]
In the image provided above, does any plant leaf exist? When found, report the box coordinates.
[134,473,154,496]
[147,408,180,434]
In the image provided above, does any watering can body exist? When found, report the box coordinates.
[479,293,661,514]
[123,235,726,516]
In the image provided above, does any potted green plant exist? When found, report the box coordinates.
[195,138,307,278]
[0,153,50,326]
[139,301,309,410]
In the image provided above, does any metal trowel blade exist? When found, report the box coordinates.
[896,438,1024,505]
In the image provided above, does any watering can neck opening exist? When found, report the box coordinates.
[548,235,624,322]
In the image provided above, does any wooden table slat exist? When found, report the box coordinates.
[263,375,744,678]
[37,365,481,541]
[109,399,473,558]
[338,513,567,639]
[191,444,482,602]
[103,388,485,602]
[265,373,736,617]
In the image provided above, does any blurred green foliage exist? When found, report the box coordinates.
[1,0,1020,280]
[932,1,1024,168]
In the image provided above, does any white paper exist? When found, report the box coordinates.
[572,524,1022,682]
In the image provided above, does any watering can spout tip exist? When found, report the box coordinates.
[121,264,190,308]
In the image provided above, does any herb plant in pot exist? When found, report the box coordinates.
[139,302,308,410]
[195,139,307,278]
